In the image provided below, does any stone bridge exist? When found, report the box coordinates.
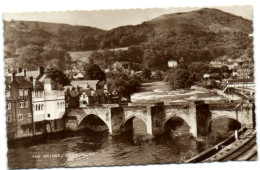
[65,101,255,137]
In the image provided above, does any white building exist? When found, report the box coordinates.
[32,78,65,134]
[168,60,178,68]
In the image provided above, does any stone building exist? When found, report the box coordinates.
[5,73,33,141]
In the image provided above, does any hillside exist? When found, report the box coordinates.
[3,8,253,70]
[148,8,252,34]
[88,8,253,69]
[4,20,105,51]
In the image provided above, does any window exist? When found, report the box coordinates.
[57,102,59,109]
[20,102,24,108]
[83,94,86,98]
[24,101,28,108]
[27,113,32,118]
[83,101,87,104]
[7,115,12,122]
[19,89,24,96]
[41,104,43,110]
[47,114,50,118]
[6,102,11,110]
[24,90,28,96]
[18,114,23,121]
[66,103,69,108]
[5,90,10,97]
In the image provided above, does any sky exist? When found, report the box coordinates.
[3,5,252,30]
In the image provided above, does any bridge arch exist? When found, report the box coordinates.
[208,115,241,133]
[121,115,148,134]
[164,115,192,134]
[124,115,147,126]
[78,113,111,133]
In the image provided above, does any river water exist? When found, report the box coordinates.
[7,118,234,169]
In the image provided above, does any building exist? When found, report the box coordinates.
[32,78,65,134]
[65,80,121,108]
[168,60,178,68]
[6,66,46,82]
[65,88,80,109]
[5,73,33,141]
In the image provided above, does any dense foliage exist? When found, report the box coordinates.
[84,64,106,81]
[45,68,71,86]
[106,70,141,98]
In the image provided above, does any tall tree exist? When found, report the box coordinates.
[84,64,106,80]
[141,67,152,81]
[46,68,70,86]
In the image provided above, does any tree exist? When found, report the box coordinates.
[220,65,229,73]
[108,72,141,98]
[46,68,70,86]
[84,64,106,80]
[141,67,152,81]
[169,67,190,89]
[154,70,163,80]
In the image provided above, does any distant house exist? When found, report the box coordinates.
[64,80,120,108]
[227,58,234,63]
[210,61,222,68]
[168,60,178,68]
[72,72,84,80]
[203,74,210,79]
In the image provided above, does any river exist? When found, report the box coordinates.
[7,117,235,169]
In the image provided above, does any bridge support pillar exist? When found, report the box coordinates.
[237,103,254,129]
[195,102,212,137]
[109,107,124,135]
[188,102,198,137]
[150,105,165,136]
[146,106,153,135]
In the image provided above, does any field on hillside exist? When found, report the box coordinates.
[69,47,129,64]
[69,51,93,63]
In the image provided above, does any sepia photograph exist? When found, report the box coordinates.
[1,1,257,169]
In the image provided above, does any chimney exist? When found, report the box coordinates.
[40,66,45,74]
[24,68,27,77]
[33,78,36,89]
[11,72,16,82]
[17,68,22,73]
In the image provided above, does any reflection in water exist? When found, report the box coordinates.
[7,118,237,168]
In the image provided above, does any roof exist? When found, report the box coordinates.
[5,76,33,89]
[71,80,99,90]
[69,90,79,97]
[79,89,92,96]
[34,81,44,91]
[96,89,105,96]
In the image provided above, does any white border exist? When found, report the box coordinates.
[0,0,259,170]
